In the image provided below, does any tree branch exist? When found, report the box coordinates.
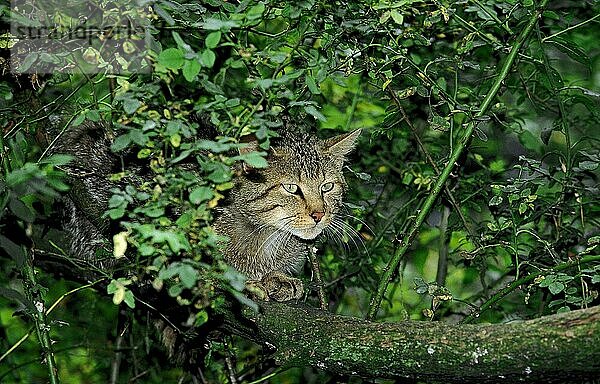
[229,302,600,383]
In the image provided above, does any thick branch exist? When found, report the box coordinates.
[233,302,600,383]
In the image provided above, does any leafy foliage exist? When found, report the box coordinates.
[1,0,599,382]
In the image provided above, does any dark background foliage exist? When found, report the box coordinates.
[1,0,599,382]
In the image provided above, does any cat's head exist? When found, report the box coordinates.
[236,129,361,240]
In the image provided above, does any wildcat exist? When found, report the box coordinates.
[39,120,359,362]
[45,117,359,301]
[214,128,361,301]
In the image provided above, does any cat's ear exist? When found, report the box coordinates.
[324,129,362,158]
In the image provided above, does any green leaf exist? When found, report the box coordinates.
[195,310,209,326]
[183,59,201,82]
[107,208,125,219]
[17,52,38,72]
[159,262,198,289]
[195,139,236,153]
[489,159,506,173]
[390,10,404,24]
[9,197,35,222]
[0,234,26,267]
[123,98,141,114]
[0,287,28,306]
[205,31,221,49]
[548,281,565,295]
[305,75,321,94]
[150,230,190,253]
[111,134,132,152]
[579,161,598,171]
[172,31,190,51]
[304,105,326,121]
[176,212,193,228]
[225,98,240,107]
[518,130,543,153]
[488,195,503,206]
[200,49,216,68]
[170,133,182,147]
[40,154,73,166]
[158,48,185,70]
[153,4,175,25]
[430,114,450,131]
[232,151,268,169]
[538,275,554,288]
[518,202,528,215]
[547,37,591,68]
[168,284,184,297]
[190,186,214,204]
[557,306,571,314]
[123,290,136,308]
[543,10,560,20]
[178,264,199,288]
[85,109,101,122]
[246,2,265,20]
[201,18,239,31]
[108,194,126,208]
[106,278,135,308]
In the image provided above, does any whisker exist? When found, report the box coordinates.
[339,219,369,256]
[327,220,353,254]
[255,217,295,261]
[330,218,369,256]
[337,212,375,236]
[325,224,349,255]
[272,221,294,263]
[233,222,270,252]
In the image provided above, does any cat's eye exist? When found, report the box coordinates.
[282,183,299,194]
[321,182,334,193]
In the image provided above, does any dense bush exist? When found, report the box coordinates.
[1,0,599,382]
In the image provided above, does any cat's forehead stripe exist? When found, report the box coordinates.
[276,132,323,179]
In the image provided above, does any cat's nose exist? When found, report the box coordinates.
[310,211,325,223]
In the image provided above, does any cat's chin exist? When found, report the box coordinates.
[291,227,323,240]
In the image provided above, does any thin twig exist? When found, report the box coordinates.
[223,336,238,384]
[541,13,600,42]
[109,311,128,384]
[23,248,60,384]
[308,246,328,310]
[436,206,451,286]
[244,369,283,384]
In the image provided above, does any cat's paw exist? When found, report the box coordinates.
[260,271,304,302]
[245,279,270,301]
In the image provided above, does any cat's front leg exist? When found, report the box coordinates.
[246,271,304,302]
